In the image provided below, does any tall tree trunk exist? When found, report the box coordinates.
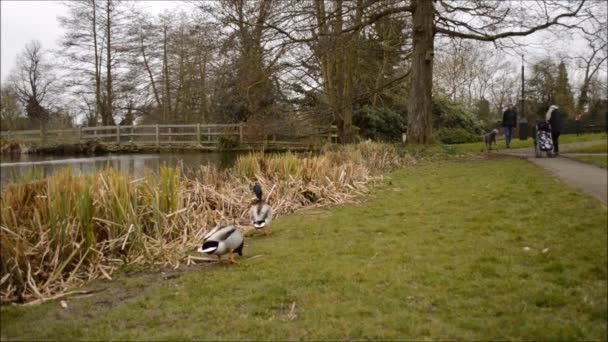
[407,0,435,144]
[162,24,171,123]
[340,0,362,144]
[93,0,102,126]
[576,62,594,114]
[140,34,162,109]
[198,50,209,123]
[104,0,114,126]
[315,0,357,144]
[333,0,346,143]
[176,27,185,123]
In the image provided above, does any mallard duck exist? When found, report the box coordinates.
[250,183,273,236]
[197,225,244,264]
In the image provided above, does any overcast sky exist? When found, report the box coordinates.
[0,0,183,83]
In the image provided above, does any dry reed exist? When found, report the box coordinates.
[0,141,411,303]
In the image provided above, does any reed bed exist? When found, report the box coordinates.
[0,141,411,303]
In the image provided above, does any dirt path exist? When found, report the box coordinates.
[499,143,607,205]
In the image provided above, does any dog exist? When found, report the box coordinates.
[482,129,499,151]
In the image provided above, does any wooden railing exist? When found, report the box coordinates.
[0,124,338,148]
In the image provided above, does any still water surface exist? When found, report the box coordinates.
[0,152,242,189]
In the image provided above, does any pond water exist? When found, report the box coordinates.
[0,152,243,190]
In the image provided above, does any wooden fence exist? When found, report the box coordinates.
[0,124,338,148]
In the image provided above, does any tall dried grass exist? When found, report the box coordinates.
[0,142,410,303]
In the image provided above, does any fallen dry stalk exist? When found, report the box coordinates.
[23,289,101,306]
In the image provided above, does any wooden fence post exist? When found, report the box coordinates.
[197,123,201,144]
[155,125,160,147]
[207,127,211,142]
[239,123,243,143]
[78,127,82,143]
[116,125,121,144]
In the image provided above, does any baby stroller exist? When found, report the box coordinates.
[534,121,553,158]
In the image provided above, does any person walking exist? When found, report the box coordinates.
[502,104,518,148]
[546,104,562,156]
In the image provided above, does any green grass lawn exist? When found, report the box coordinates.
[562,140,608,153]
[453,133,607,152]
[567,155,608,169]
[1,157,606,341]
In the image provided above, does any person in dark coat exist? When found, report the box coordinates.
[502,104,518,148]
[546,104,562,156]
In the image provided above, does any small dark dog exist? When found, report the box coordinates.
[482,129,499,151]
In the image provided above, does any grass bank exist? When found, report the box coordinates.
[2,157,606,340]
[0,139,317,157]
[1,142,418,303]
[452,133,607,152]
[562,140,608,153]
[566,155,608,169]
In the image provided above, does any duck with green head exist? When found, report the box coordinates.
[250,183,273,236]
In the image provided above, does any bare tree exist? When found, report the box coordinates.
[123,7,218,124]
[58,0,103,125]
[8,40,56,128]
[0,86,24,131]
[250,0,404,142]
[487,61,518,119]
[309,0,365,142]
[433,40,471,102]
[434,39,517,118]
[258,0,589,143]
[194,0,296,139]
[59,0,129,126]
[574,18,607,114]
[399,0,590,143]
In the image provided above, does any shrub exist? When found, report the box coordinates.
[217,136,239,149]
[432,96,483,135]
[353,106,406,142]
